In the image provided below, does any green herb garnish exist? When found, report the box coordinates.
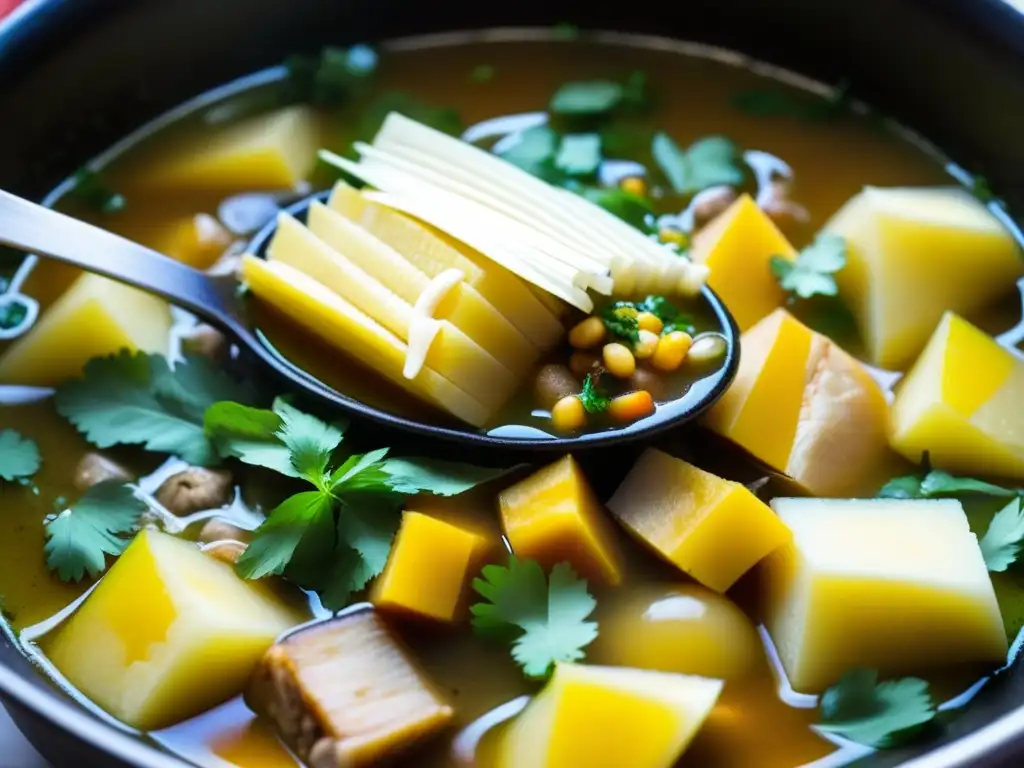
[207,399,504,609]
[0,429,40,482]
[471,557,598,679]
[638,295,695,333]
[579,187,654,233]
[67,168,126,215]
[555,133,602,176]
[971,175,996,204]
[878,469,1016,500]
[579,374,611,415]
[979,496,1024,572]
[0,296,30,332]
[733,80,853,122]
[600,302,641,344]
[771,234,847,300]
[358,92,463,142]
[818,669,937,748]
[651,133,745,196]
[470,64,496,83]
[497,125,559,179]
[55,351,254,467]
[550,81,624,116]
[285,44,378,106]
[44,482,149,582]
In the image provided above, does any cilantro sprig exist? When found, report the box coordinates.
[878,469,1016,501]
[0,429,40,483]
[600,302,641,344]
[818,668,937,748]
[771,234,848,300]
[979,496,1024,573]
[651,133,745,197]
[207,400,505,609]
[285,44,378,106]
[578,374,610,415]
[471,557,598,679]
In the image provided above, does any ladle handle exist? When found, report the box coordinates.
[0,189,238,327]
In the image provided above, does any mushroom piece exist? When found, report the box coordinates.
[198,518,252,544]
[203,540,248,565]
[180,323,229,360]
[155,468,234,516]
[73,453,134,491]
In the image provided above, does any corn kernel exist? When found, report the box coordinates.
[651,331,693,372]
[603,343,637,379]
[552,395,587,432]
[634,330,660,360]
[687,333,728,365]
[620,176,647,197]
[568,316,606,350]
[609,390,656,423]
[658,228,690,248]
[637,311,664,334]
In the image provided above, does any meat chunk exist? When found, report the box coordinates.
[73,452,134,491]
[246,608,453,768]
[156,467,233,515]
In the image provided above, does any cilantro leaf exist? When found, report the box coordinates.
[56,351,251,466]
[579,187,654,232]
[600,302,640,344]
[0,429,40,482]
[236,491,335,580]
[285,44,377,106]
[330,448,391,492]
[44,482,148,582]
[651,133,745,196]
[819,669,937,748]
[579,374,610,415]
[550,81,623,116]
[732,83,852,122]
[0,295,31,333]
[980,496,1024,572]
[273,399,346,487]
[67,168,126,215]
[497,125,558,178]
[204,401,296,477]
[381,458,507,496]
[878,470,1015,500]
[877,475,926,500]
[771,234,848,300]
[358,92,463,142]
[555,134,602,176]
[471,558,598,678]
[329,493,404,607]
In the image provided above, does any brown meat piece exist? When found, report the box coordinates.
[155,467,233,515]
[246,608,453,768]
[72,453,134,491]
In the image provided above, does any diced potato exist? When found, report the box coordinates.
[328,182,564,350]
[689,194,796,331]
[703,309,893,497]
[241,256,493,427]
[498,455,624,586]
[149,213,233,270]
[0,274,171,387]
[762,498,1007,693]
[246,609,453,768]
[589,583,762,681]
[500,662,724,768]
[267,214,518,411]
[128,106,320,192]
[824,186,1023,369]
[46,530,301,730]
[372,511,489,623]
[606,449,791,592]
[891,311,1024,479]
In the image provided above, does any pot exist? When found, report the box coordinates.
[2,0,1024,766]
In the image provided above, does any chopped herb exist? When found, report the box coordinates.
[471,557,598,679]
[771,234,847,300]
[470,64,496,83]
[44,482,149,582]
[358,92,463,142]
[550,81,624,116]
[621,70,650,111]
[497,125,559,178]
[638,295,681,323]
[579,187,655,233]
[971,175,996,204]
[878,469,1016,500]
[979,496,1024,572]
[55,351,254,467]
[285,44,378,106]
[67,168,126,215]
[552,22,581,40]
[600,302,641,344]
[555,133,602,176]
[578,374,611,415]
[0,429,40,482]
[818,668,937,748]
[211,400,504,609]
[733,79,853,122]
[651,133,745,196]
[0,295,30,332]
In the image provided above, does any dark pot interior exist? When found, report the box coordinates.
[3,0,1024,766]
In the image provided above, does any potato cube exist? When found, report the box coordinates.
[46,530,302,729]
[0,274,171,387]
[762,498,1007,693]
[372,511,489,623]
[689,194,796,331]
[246,609,453,768]
[891,311,1024,479]
[703,309,893,497]
[606,449,791,592]
[500,662,723,768]
[824,186,1023,369]
[498,455,623,586]
[151,213,234,270]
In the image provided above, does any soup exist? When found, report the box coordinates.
[1,29,1023,768]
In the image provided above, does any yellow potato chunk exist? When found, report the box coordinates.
[372,511,489,623]
[762,498,1007,693]
[0,274,171,386]
[891,311,1024,479]
[327,181,564,351]
[129,106,320,192]
[498,455,624,586]
[149,213,233,270]
[824,186,1023,369]
[46,530,301,730]
[500,662,724,768]
[589,583,762,681]
[690,194,796,331]
[241,256,492,427]
[703,309,893,497]
[606,449,791,592]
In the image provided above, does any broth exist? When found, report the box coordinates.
[0,30,1022,768]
